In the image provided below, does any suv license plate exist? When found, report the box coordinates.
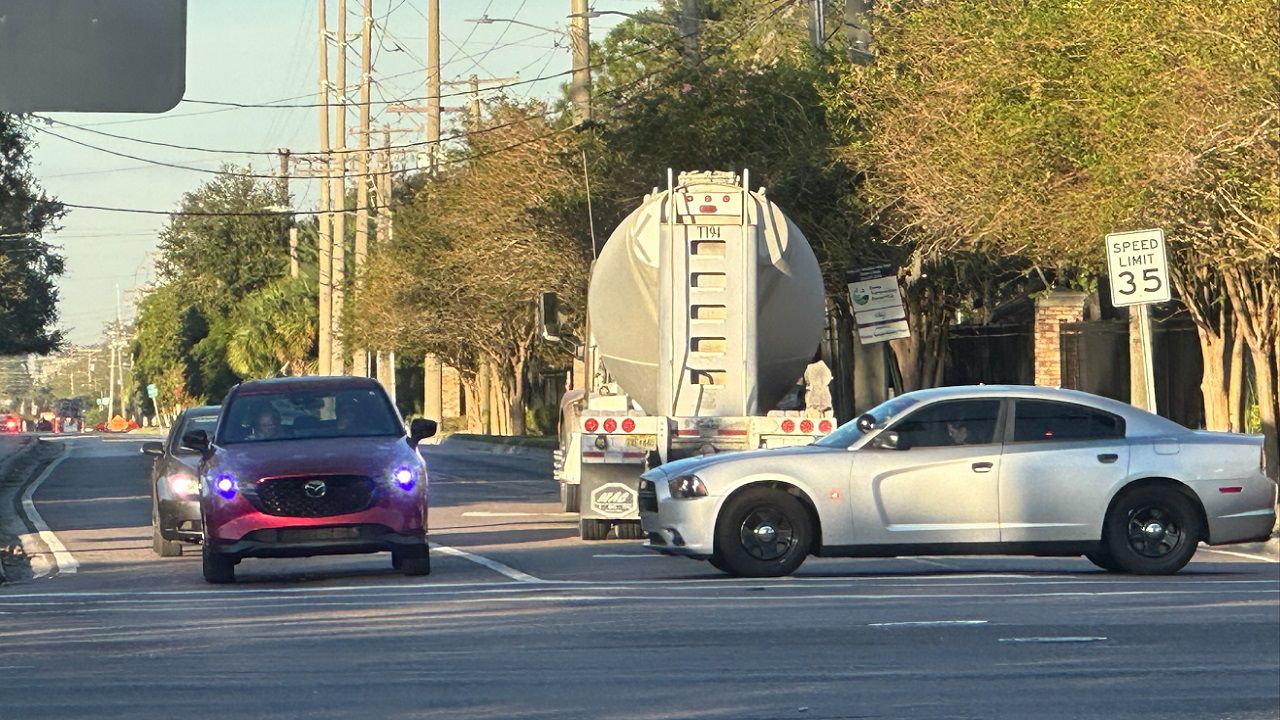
[279,527,360,542]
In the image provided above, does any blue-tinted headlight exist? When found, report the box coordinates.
[214,472,237,499]
[392,466,415,491]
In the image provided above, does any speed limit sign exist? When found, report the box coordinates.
[1105,228,1171,307]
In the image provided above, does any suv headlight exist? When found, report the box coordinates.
[668,474,708,499]
[391,465,417,491]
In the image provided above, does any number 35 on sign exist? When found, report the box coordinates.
[1105,228,1171,307]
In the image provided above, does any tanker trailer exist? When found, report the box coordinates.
[555,170,835,540]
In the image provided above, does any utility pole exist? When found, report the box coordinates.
[844,0,873,64]
[569,0,591,125]
[808,0,826,49]
[679,0,702,63]
[317,0,334,375]
[288,227,300,279]
[375,126,397,401]
[426,0,441,175]
[331,0,349,375]
[276,148,291,204]
[351,0,374,378]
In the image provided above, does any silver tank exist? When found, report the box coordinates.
[588,179,825,416]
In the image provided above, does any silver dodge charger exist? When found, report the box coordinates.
[639,386,1276,577]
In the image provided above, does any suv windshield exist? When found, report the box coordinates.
[814,395,921,448]
[218,388,401,444]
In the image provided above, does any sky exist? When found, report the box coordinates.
[30,0,640,345]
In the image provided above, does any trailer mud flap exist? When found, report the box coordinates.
[578,464,641,521]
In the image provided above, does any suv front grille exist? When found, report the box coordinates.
[251,475,375,517]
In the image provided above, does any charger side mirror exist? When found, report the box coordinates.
[141,441,164,457]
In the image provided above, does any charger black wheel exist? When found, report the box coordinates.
[1104,487,1202,575]
[715,488,812,578]
[202,545,235,584]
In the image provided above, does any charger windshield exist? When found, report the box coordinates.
[814,395,921,448]
[219,388,400,444]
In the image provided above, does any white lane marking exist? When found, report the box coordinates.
[868,620,988,627]
[593,553,666,559]
[908,557,955,569]
[428,542,546,583]
[460,511,577,518]
[1199,547,1280,564]
[18,443,79,577]
[999,636,1108,644]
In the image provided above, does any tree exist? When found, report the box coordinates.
[0,115,66,354]
[828,0,1278,468]
[225,277,318,378]
[349,103,591,434]
[133,170,310,408]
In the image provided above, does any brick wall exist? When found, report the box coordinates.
[1033,291,1087,387]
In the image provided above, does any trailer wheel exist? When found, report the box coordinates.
[580,519,610,541]
[561,483,579,513]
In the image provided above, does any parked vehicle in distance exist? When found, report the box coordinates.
[142,405,221,556]
[184,376,436,583]
[3,413,22,433]
[640,385,1277,578]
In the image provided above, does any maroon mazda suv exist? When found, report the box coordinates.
[183,376,436,583]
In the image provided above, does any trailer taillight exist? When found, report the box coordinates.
[800,419,814,434]
[819,420,833,433]
[583,418,599,433]
[603,418,618,433]
[621,418,636,433]
[780,419,796,433]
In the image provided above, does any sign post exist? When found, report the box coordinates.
[846,265,910,345]
[1105,229,1170,413]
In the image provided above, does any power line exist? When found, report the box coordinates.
[43,0,799,217]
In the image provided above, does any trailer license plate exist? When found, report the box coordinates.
[625,435,658,450]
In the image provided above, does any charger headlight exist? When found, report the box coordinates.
[668,474,708,499]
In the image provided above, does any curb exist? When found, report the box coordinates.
[0,437,38,584]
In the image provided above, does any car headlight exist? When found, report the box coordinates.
[391,465,417,491]
[166,470,199,498]
[212,472,237,499]
[668,474,708,499]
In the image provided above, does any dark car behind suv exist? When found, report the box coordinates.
[143,405,220,556]
[182,376,436,583]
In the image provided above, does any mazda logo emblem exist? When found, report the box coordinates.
[303,480,327,498]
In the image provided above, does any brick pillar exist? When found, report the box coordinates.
[1033,290,1086,388]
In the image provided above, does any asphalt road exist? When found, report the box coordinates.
[1,435,1277,720]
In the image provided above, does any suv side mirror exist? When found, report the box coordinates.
[409,418,438,445]
[180,430,211,454]
[537,292,561,342]
[141,441,164,457]
[869,430,902,450]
